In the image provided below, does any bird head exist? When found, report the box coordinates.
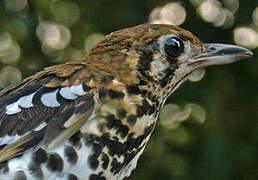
[87,24,253,106]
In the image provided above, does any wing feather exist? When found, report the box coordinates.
[0,63,98,162]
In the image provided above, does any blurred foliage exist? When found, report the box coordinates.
[0,0,257,180]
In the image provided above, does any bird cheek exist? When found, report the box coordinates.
[150,59,169,80]
[175,63,193,80]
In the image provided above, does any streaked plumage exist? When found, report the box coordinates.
[0,24,252,180]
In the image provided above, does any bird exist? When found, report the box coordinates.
[0,24,253,180]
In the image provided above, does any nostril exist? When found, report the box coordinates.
[208,47,216,51]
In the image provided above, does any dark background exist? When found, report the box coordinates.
[0,0,257,179]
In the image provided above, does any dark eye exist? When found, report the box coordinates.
[164,37,184,58]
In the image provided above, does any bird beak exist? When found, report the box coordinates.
[188,43,253,68]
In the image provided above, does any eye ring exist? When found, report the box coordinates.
[164,37,184,59]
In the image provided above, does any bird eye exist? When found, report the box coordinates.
[164,37,184,59]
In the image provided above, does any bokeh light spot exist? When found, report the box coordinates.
[185,103,206,124]
[0,32,12,51]
[197,0,235,28]
[149,3,186,25]
[160,104,191,129]
[222,0,239,14]
[252,6,258,26]
[160,3,186,25]
[0,41,21,64]
[149,7,162,23]
[0,33,21,64]
[36,21,71,51]
[160,103,206,129]
[0,66,22,88]
[214,9,234,28]
[198,0,222,23]
[4,0,28,12]
[233,27,258,49]
[188,68,206,82]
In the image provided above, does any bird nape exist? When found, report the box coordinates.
[0,24,253,180]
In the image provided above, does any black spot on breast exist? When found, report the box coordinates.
[149,106,156,115]
[117,109,126,119]
[101,153,109,170]
[88,144,102,170]
[149,94,158,104]
[110,144,146,176]
[47,153,63,172]
[105,124,154,157]
[69,132,82,148]
[108,90,124,99]
[136,99,156,117]
[124,133,136,151]
[106,114,129,138]
[125,123,154,150]
[93,143,102,156]
[126,85,141,95]
[28,162,43,179]
[136,99,152,117]
[135,135,144,147]
[64,146,78,165]
[127,115,137,125]
[14,170,27,180]
[89,174,106,180]
[106,114,116,129]
[124,145,145,167]
[117,125,129,138]
[84,133,99,146]
[144,123,155,138]
[33,148,48,164]
[67,174,78,180]
[84,123,155,176]
[99,137,124,157]
[88,154,99,170]
[136,105,145,117]
[111,158,123,174]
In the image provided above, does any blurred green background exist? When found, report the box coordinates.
[0,0,257,179]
